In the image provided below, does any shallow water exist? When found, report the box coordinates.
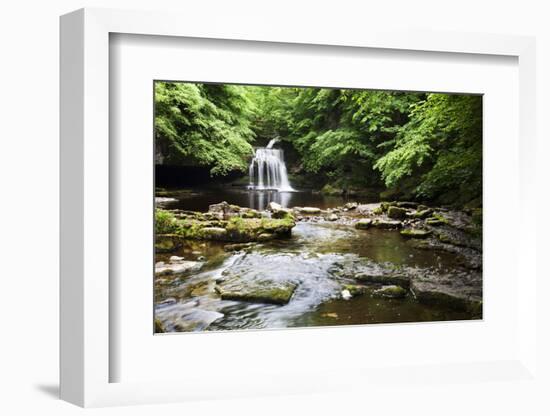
[155,220,475,333]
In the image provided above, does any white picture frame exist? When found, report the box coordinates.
[60,7,538,408]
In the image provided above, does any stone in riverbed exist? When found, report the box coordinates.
[373,285,408,299]
[387,206,408,220]
[354,272,410,289]
[155,235,182,253]
[267,202,282,212]
[410,280,482,314]
[299,207,322,215]
[395,201,418,209]
[371,219,402,229]
[355,218,373,229]
[272,208,293,219]
[344,202,358,210]
[400,229,432,239]
[155,260,203,277]
[224,242,255,252]
[412,208,433,219]
[201,227,228,240]
[215,278,297,305]
[328,213,339,221]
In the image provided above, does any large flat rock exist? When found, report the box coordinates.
[216,277,297,305]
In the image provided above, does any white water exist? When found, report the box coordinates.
[248,138,295,191]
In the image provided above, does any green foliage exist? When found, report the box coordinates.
[155,82,255,175]
[155,81,483,207]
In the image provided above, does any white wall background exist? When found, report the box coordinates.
[0,0,548,415]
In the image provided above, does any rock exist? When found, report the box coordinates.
[355,218,373,229]
[372,207,383,215]
[411,280,482,313]
[224,242,254,252]
[155,261,165,268]
[169,255,185,262]
[241,209,261,219]
[201,227,228,240]
[355,272,410,289]
[267,202,282,212]
[400,229,432,239]
[208,201,241,219]
[272,209,292,219]
[257,233,275,241]
[341,289,352,300]
[155,260,203,277]
[328,213,339,221]
[299,207,322,215]
[412,208,433,219]
[342,284,366,297]
[344,202,358,210]
[373,285,407,299]
[216,278,298,305]
[426,218,446,226]
[395,201,418,209]
[371,219,402,229]
[387,206,408,220]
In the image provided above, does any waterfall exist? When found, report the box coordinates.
[248,139,294,192]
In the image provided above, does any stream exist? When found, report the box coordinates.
[155,204,475,332]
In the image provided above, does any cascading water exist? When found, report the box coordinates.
[248,138,294,192]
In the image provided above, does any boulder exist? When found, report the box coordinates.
[272,208,292,219]
[299,207,322,215]
[400,229,432,239]
[267,201,282,212]
[355,218,373,229]
[208,201,241,219]
[387,206,408,220]
[327,213,339,221]
[241,209,261,219]
[215,278,298,305]
[344,202,358,210]
[373,285,407,299]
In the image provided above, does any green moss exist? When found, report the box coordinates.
[372,207,383,215]
[387,206,407,219]
[154,318,165,333]
[155,209,179,234]
[373,285,407,299]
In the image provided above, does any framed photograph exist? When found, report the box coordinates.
[60,8,538,407]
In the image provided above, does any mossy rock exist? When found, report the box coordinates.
[272,209,293,220]
[355,218,373,229]
[373,285,408,299]
[216,278,298,305]
[371,219,402,229]
[411,281,481,313]
[299,207,322,215]
[387,206,408,220]
[342,284,367,297]
[372,207,383,215]
[201,227,229,240]
[400,229,432,239]
[155,234,183,253]
[413,208,433,219]
[241,209,262,219]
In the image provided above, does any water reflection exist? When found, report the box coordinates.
[161,187,373,212]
